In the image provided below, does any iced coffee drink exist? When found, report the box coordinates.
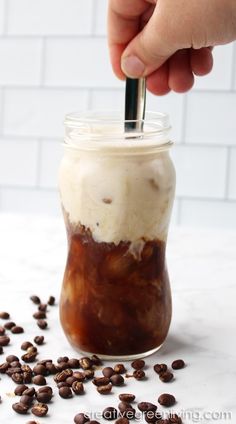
[59,112,176,359]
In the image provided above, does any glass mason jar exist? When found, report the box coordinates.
[59,111,176,360]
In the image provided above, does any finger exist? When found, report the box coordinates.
[168,49,194,93]
[146,62,170,95]
[190,47,214,76]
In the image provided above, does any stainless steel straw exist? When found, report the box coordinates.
[124,78,146,132]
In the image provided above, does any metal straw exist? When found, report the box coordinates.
[124,78,146,132]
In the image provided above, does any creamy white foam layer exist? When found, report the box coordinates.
[59,146,176,245]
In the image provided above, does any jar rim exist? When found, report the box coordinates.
[64,110,173,152]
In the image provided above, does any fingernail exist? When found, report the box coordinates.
[121,55,145,78]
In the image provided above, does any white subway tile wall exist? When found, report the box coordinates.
[0,0,235,229]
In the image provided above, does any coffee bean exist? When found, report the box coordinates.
[158,394,176,407]
[30,295,41,305]
[21,364,33,373]
[23,387,36,397]
[137,402,157,412]
[32,375,46,386]
[31,402,48,417]
[171,359,185,370]
[12,402,29,414]
[74,413,90,424]
[115,418,130,424]
[110,374,124,386]
[37,359,52,365]
[79,357,92,370]
[26,421,38,424]
[57,361,69,371]
[67,358,80,368]
[38,386,53,395]
[37,319,47,330]
[133,369,145,380]
[59,386,73,398]
[38,303,48,312]
[114,364,126,374]
[0,362,9,373]
[102,366,115,378]
[131,359,145,370]
[23,372,33,384]
[169,413,182,423]
[36,390,52,403]
[6,354,19,363]
[119,394,136,403]
[103,407,118,420]
[14,384,29,396]
[118,402,136,419]
[57,356,69,363]
[48,296,55,305]
[90,354,102,366]
[12,372,24,384]
[20,394,34,406]
[33,364,47,376]
[0,312,10,319]
[158,420,170,424]
[4,321,15,330]
[88,421,100,424]
[0,346,3,354]
[46,362,58,374]
[54,369,73,383]
[7,367,22,376]
[27,346,38,354]
[144,411,162,423]
[57,382,70,388]
[21,351,37,363]
[10,360,21,367]
[84,369,94,379]
[34,335,44,345]
[159,371,174,383]
[96,383,112,394]
[21,341,33,351]
[66,376,77,385]
[93,376,109,386]
[0,335,10,346]
[0,326,5,335]
[33,311,46,320]
[72,381,84,395]
[73,371,86,381]
[154,364,168,375]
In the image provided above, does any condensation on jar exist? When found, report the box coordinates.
[58,111,176,360]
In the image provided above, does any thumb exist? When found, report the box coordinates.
[121,8,176,78]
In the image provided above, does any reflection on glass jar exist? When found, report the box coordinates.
[59,111,176,359]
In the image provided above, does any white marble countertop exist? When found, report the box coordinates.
[0,213,235,423]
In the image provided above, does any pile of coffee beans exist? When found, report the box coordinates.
[0,295,186,423]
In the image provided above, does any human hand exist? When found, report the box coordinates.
[108,0,236,94]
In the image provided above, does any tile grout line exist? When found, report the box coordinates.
[230,42,236,90]
[35,139,43,188]
[0,87,6,137]
[91,0,98,36]
[39,38,46,86]
[2,0,9,34]
[223,146,231,200]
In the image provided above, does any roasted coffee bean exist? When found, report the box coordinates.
[158,420,170,424]
[26,421,38,424]
[131,359,145,370]
[21,341,33,351]
[34,335,44,345]
[102,366,115,378]
[159,371,174,383]
[154,364,168,375]
[7,367,22,376]
[6,354,19,363]
[32,375,46,386]
[90,354,102,366]
[171,359,185,370]
[84,369,94,379]
[23,372,32,384]
[0,362,9,373]
[36,391,52,403]
[115,418,130,424]
[57,382,70,388]
[110,374,124,386]
[114,364,126,374]
[38,386,53,395]
[119,394,135,403]
[37,359,52,366]
[118,402,136,419]
[21,364,33,373]
[144,411,162,423]
[4,321,15,330]
[92,376,110,386]
[21,351,37,363]
[74,413,90,424]
[12,372,24,384]
[31,402,48,417]
[14,384,28,396]
[68,358,80,368]
[97,383,112,394]
[20,394,34,406]
[54,368,73,383]
[88,421,100,424]
[73,371,86,381]
[158,394,176,407]
[10,360,21,367]
[0,335,10,346]
[0,326,5,335]
[38,303,48,312]
[59,386,73,398]
[11,325,24,334]
[57,361,69,371]
[48,295,55,305]
[169,413,182,423]
[12,402,29,414]
[30,295,41,305]
[23,387,36,397]
[57,356,69,363]
[33,364,47,376]
[28,346,38,354]
[33,311,46,320]
[72,381,84,395]
[37,319,47,330]
[137,402,157,412]
[46,362,58,374]
[103,407,118,420]
[0,311,10,319]
[79,357,92,370]
[66,376,77,385]
[133,369,145,380]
